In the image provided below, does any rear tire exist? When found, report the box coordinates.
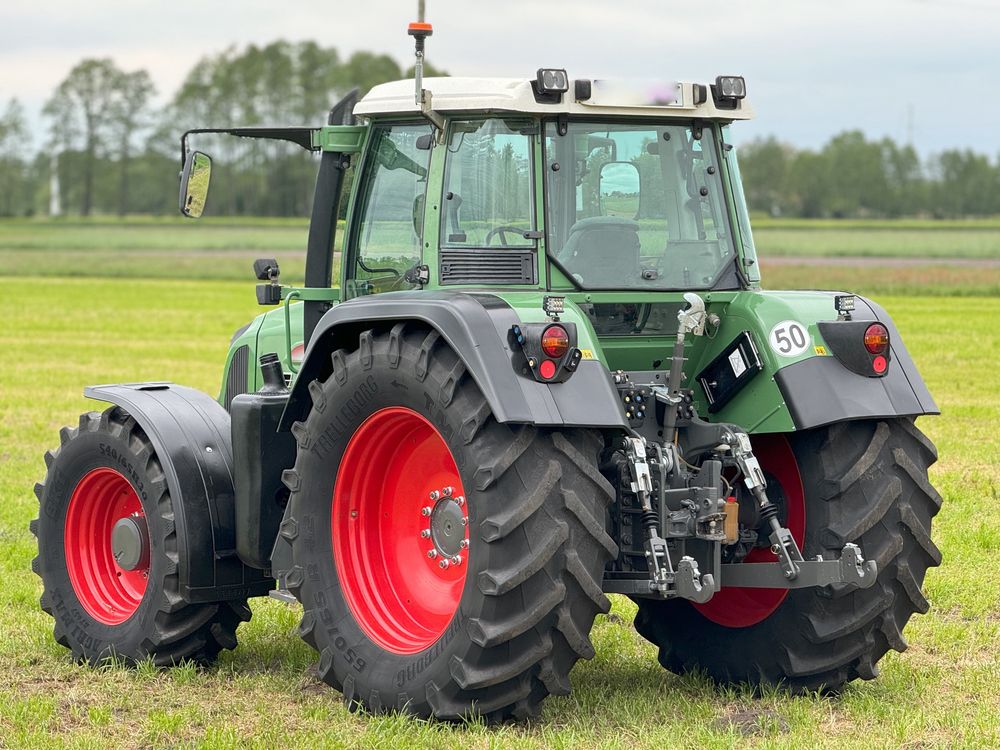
[32,407,250,665]
[282,324,617,720]
[634,418,941,692]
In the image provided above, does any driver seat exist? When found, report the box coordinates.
[559,217,642,286]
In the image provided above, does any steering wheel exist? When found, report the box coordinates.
[485,225,528,246]
[356,258,400,278]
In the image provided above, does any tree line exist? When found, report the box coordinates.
[0,42,444,218]
[0,45,998,219]
[737,132,1000,218]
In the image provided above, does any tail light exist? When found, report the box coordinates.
[508,322,581,383]
[541,325,570,358]
[863,324,889,355]
[817,318,893,378]
[291,342,305,366]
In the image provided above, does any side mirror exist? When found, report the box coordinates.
[599,161,641,219]
[179,151,212,218]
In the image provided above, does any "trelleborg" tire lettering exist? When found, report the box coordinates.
[314,375,378,458]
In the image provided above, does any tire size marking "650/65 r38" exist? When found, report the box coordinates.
[768,320,811,357]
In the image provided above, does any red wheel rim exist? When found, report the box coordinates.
[333,407,469,655]
[693,434,805,628]
[64,467,148,625]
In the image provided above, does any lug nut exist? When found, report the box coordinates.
[451,555,462,566]
[421,506,432,517]
[459,539,469,550]
[455,495,465,506]
[442,486,453,497]
[439,559,450,569]
[427,549,437,559]
[461,517,468,526]
[420,529,431,539]
[429,490,440,501]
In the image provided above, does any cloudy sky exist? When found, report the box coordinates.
[0,0,993,155]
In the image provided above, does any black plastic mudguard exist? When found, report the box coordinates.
[279,290,628,431]
[774,296,939,430]
[84,383,274,602]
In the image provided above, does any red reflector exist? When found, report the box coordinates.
[541,325,570,358]
[291,342,305,364]
[539,359,557,380]
[864,323,889,355]
[872,355,888,374]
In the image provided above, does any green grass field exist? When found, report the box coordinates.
[1,219,998,748]
[3,216,999,295]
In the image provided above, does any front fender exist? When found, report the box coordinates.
[279,291,628,431]
[84,383,273,602]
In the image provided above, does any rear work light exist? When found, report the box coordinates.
[541,325,570,358]
[864,324,889,355]
[715,75,746,99]
[536,68,569,94]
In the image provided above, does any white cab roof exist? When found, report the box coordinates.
[354,77,753,120]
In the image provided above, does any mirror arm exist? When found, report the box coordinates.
[178,127,321,169]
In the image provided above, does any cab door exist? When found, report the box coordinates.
[343,122,434,298]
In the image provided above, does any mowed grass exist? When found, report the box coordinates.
[751,217,1000,259]
[0,276,997,749]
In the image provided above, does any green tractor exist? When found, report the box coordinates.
[32,25,941,721]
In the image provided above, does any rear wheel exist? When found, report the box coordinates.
[282,324,617,720]
[634,418,941,692]
[32,407,250,665]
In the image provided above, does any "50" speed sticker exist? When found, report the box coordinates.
[768,320,811,357]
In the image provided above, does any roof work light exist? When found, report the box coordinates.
[536,68,570,94]
[711,75,747,109]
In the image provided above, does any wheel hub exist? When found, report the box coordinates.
[427,487,467,561]
[111,514,150,571]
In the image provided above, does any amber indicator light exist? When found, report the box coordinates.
[541,325,570,358]
[864,323,889,355]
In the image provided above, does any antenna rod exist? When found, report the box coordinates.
[408,16,445,132]
[408,19,433,106]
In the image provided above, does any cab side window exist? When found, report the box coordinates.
[347,123,432,296]
[440,118,535,248]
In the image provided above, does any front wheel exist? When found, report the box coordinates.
[282,324,617,720]
[634,418,941,692]
[32,407,250,665]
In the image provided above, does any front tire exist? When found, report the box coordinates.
[282,324,617,720]
[32,407,250,665]
[634,418,941,692]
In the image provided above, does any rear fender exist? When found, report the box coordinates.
[698,291,939,432]
[772,295,938,429]
[279,291,628,431]
[84,383,273,603]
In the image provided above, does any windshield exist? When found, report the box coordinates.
[544,121,738,290]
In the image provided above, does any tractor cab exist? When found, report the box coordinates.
[346,71,757,299]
